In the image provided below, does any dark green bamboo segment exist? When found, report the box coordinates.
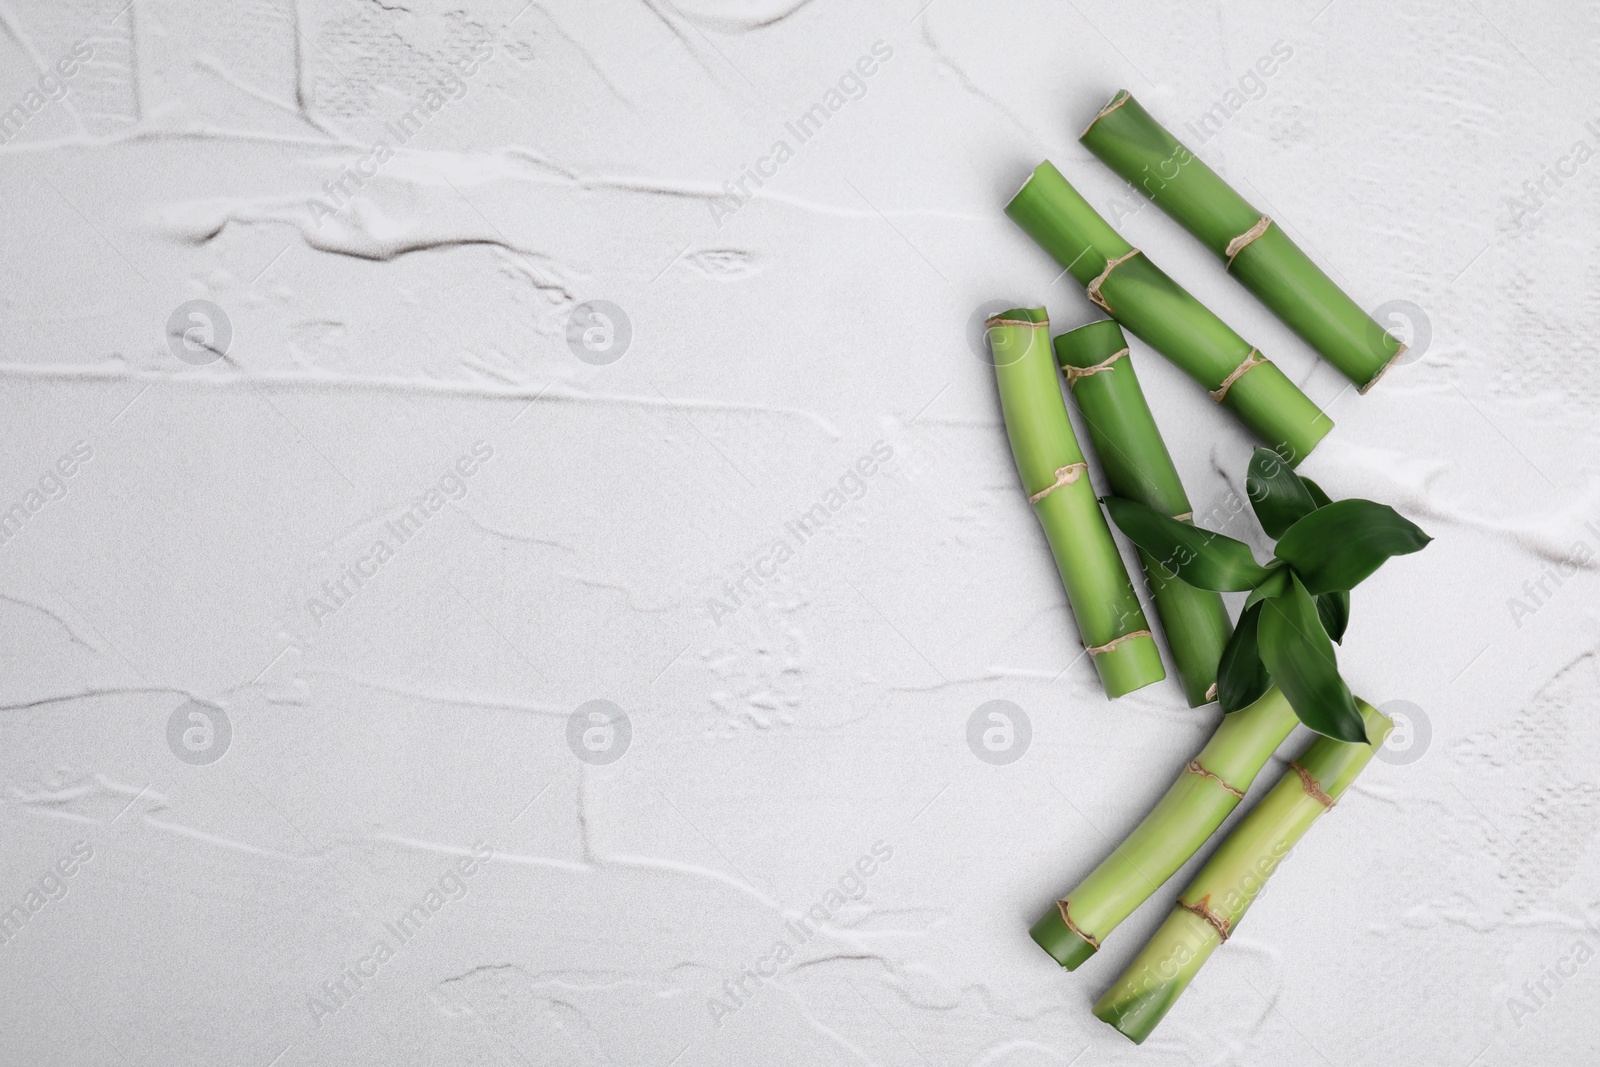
[1005,162,1331,465]
[1093,699,1394,1043]
[1055,320,1232,706]
[989,308,1164,698]
[1080,91,1405,391]
[1029,687,1298,968]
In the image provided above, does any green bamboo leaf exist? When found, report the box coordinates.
[1246,447,1317,538]
[1104,497,1272,592]
[1273,499,1432,594]
[1244,564,1291,608]
[1299,476,1334,509]
[1316,590,1350,644]
[1258,575,1366,742]
[1217,602,1271,713]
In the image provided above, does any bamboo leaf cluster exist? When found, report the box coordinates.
[1107,448,1430,742]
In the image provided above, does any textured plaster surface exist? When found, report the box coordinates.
[2,0,1598,1064]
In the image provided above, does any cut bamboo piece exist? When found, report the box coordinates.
[1005,161,1331,466]
[1029,686,1298,969]
[1055,319,1232,707]
[1093,699,1394,1043]
[1080,91,1404,391]
[989,307,1164,698]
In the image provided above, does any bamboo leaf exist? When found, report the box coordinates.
[1273,499,1432,594]
[1316,590,1350,644]
[1246,447,1317,538]
[1243,564,1291,608]
[1258,575,1367,742]
[1104,497,1272,592]
[1299,476,1334,510]
[1217,602,1271,713]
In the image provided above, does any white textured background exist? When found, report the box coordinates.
[2,0,1597,1063]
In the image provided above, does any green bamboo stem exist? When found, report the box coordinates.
[1080,91,1404,391]
[1029,686,1298,969]
[1005,161,1331,466]
[1055,319,1232,707]
[988,308,1164,698]
[1093,699,1394,1043]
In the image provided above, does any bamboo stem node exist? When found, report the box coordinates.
[1207,349,1267,403]
[1224,216,1273,267]
[1184,759,1244,799]
[987,315,1049,330]
[1085,629,1154,656]
[1178,894,1232,942]
[1027,462,1089,505]
[1061,347,1129,385]
[1086,249,1143,313]
[1290,761,1336,808]
[1056,899,1102,949]
[1171,511,1193,522]
[1204,681,1218,701]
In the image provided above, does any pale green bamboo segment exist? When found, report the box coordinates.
[1093,699,1394,1044]
[1081,91,1405,391]
[1029,687,1298,969]
[989,308,1163,698]
[1005,162,1331,466]
[1056,319,1232,706]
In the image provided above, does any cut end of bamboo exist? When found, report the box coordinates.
[1080,88,1132,140]
[1357,343,1407,394]
[1029,902,1099,970]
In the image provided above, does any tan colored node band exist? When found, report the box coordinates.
[1085,249,1142,314]
[1171,511,1194,522]
[1224,215,1273,267]
[1291,761,1336,809]
[1062,347,1129,385]
[1055,899,1101,949]
[1207,349,1267,403]
[1178,894,1232,942]
[986,315,1048,330]
[1086,629,1153,656]
[1185,759,1245,800]
[1027,462,1087,505]
[1203,682,1218,701]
